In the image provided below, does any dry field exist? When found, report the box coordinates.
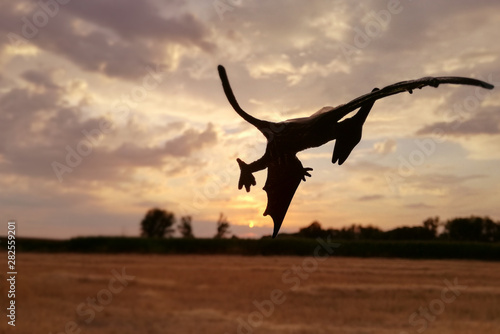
[1,253,500,334]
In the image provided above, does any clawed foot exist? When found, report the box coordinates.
[237,158,256,192]
[302,167,313,181]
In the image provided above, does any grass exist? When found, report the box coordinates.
[1,253,499,333]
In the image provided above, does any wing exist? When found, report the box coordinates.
[332,88,379,165]
[263,155,312,238]
[319,76,494,124]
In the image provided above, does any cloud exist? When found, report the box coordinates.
[164,123,217,157]
[0,1,214,80]
[21,69,60,89]
[373,139,397,155]
[357,194,384,201]
[0,68,218,184]
[398,172,486,197]
[416,107,500,137]
[1,1,499,238]
[66,0,211,47]
[405,202,434,209]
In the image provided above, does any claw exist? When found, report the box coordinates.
[237,158,256,192]
[302,167,313,181]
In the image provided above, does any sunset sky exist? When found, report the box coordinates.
[1,1,499,239]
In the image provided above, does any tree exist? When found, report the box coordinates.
[140,208,175,238]
[299,221,322,238]
[423,216,439,238]
[299,221,329,239]
[337,224,360,239]
[358,225,383,240]
[178,216,194,238]
[214,213,230,239]
[443,216,499,242]
[384,226,435,240]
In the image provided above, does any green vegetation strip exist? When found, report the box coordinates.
[1,237,500,260]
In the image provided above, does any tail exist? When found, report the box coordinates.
[218,65,271,132]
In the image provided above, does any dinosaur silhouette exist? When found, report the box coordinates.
[218,65,494,238]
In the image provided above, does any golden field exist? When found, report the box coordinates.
[1,253,500,334]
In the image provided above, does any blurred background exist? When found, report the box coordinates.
[0,1,499,333]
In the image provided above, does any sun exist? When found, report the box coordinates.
[249,221,254,228]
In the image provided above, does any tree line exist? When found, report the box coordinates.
[140,208,231,239]
[140,208,500,243]
[289,216,500,242]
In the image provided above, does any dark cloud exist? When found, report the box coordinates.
[0,77,107,179]
[0,68,218,183]
[357,194,384,201]
[0,1,214,80]
[416,108,500,137]
[0,183,95,209]
[0,84,62,152]
[21,69,60,89]
[66,0,213,51]
[164,123,217,156]
[91,123,217,169]
[406,173,486,193]
[405,203,434,209]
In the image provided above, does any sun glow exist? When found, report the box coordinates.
[249,221,254,228]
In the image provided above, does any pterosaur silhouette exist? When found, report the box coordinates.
[217,65,494,238]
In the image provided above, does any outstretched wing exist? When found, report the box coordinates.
[331,88,379,165]
[263,155,312,238]
[319,76,494,124]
